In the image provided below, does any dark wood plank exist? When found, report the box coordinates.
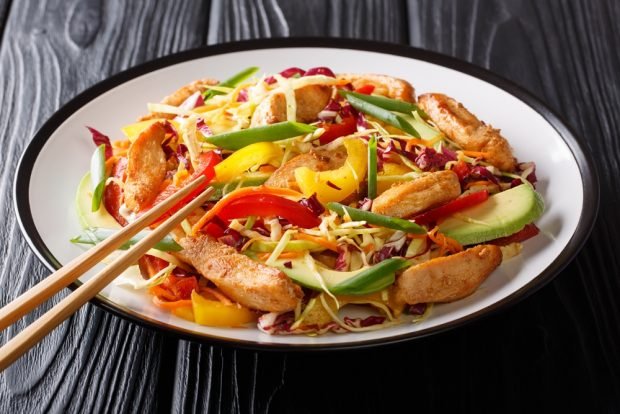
[407,0,620,411]
[0,0,210,411]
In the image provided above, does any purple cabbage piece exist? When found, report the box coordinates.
[86,126,113,159]
[179,91,204,110]
[298,193,325,215]
[196,118,213,137]
[280,67,306,78]
[335,245,352,271]
[305,67,336,77]
[406,303,427,315]
[343,315,386,328]
[357,197,373,211]
[414,147,456,171]
[218,228,247,250]
[237,89,248,102]
[469,166,500,184]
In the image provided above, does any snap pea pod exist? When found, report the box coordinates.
[339,91,420,137]
[203,66,259,100]
[330,258,410,295]
[71,227,182,252]
[367,135,378,199]
[327,202,426,235]
[90,144,107,212]
[341,90,428,118]
[203,121,317,150]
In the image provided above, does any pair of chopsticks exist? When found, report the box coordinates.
[0,175,213,372]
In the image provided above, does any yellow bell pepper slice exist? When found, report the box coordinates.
[191,291,257,327]
[171,305,195,322]
[214,141,283,183]
[294,138,367,204]
[121,118,179,142]
[381,162,411,176]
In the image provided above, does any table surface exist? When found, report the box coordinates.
[1,0,619,412]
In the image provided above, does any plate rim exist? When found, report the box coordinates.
[13,37,600,351]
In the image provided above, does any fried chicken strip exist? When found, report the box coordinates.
[124,122,168,211]
[178,236,303,312]
[418,93,517,171]
[371,170,461,218]
[390,244,503,313]
[265,146,347,188]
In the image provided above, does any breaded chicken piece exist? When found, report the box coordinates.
[124,122,168,211]
[418,93,517,171]
[177,236,303,312]
[265,146,347,188]
[336,73,416,102]
[390,244,502,312]
[250,84,333,126]
[139,77,219,121]
[371,170,461,218]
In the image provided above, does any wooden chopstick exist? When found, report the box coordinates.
[0,177,213,372]
[0,175,206,332]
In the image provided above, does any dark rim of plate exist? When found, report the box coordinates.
[13,38,599,351]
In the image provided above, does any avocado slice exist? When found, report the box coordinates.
[76,172,121,229]
[438,184,544,245]
[271,257,407,295]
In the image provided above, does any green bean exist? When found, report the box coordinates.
[327,202,426,234]
[339,91,420,137]
[90,145,107,212]
[203,121,317,150]
[341,90,428,118]
[367,135,378,199]
[203,66,259,100]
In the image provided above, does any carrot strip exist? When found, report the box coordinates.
[149,285,178,302]
[153,297,192,310]
[427,226,463,256]
[295,233,339,252]
[257,251,303,261]
[461,150,491,159]
[405,138,430,152]
[191,186,303,234]
[464,180,494,189]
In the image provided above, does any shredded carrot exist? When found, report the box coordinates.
[407,232,429,239]
[200,287,233,305]
[427,226,463,256]
[461,150,491,159]
[153,297,192,310]
[257,251,303,261]
[362,243,375,253]
[191,185,304,234]
[405,138,430,152]
[295,233,339,252]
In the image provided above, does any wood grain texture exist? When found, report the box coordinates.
[0,0,619,412]
[407,1,620,411]
[0,0,210,412]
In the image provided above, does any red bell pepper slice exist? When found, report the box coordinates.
[355,84,375,95]
[451,161,471,182]
[319,115,357,145]
[217,194,321,229]
[413,190,489,225]
[490,223,540,246]
[154,151,222,222]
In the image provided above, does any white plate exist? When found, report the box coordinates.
[14,39,598,350]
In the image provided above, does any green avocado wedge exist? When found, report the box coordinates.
[271,257,409,295]
[438,184,544,246]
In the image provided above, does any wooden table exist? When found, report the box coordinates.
[1,1,618,412]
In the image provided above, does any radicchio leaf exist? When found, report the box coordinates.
[298,193,325,215]
[304,67,336,77]
[86,126,113,159]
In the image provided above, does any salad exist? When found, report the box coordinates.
[73,66,544,335]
